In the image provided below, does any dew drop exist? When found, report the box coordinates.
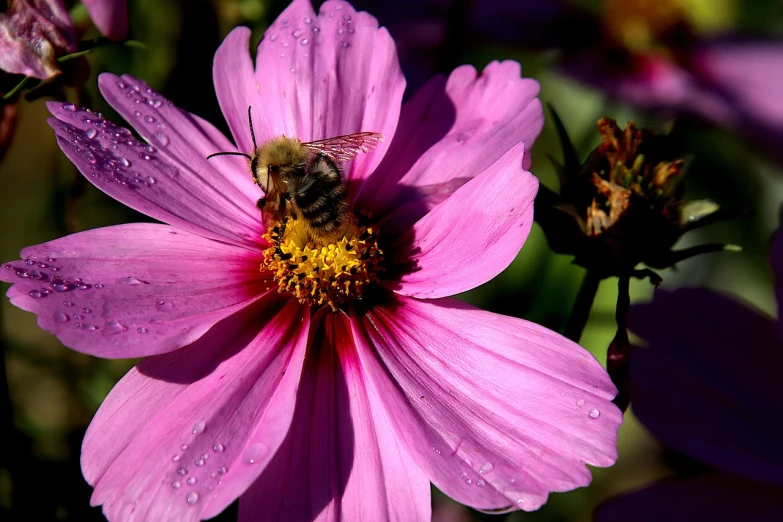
[63,301,73,307]
[140,153,151,161]
[137,327,148,334]
[337,28,344,34]
[244,442,269,465]
[153,131,169,146]
[155,299,175,311]
[172,455,180,462]
[576,399,585,407]
[145,176,156,186]
[77,283,92,290]
[194,459,205,467]
[589,409,601,419]
[464,478,472,485]
[192,420,206,435]
[84,128,98,139]
[478,462,494,475]
[186,492,199,505]
[62,103,77,112]
[144,115,155,124]
[303,16,312,24]
[82,307,91,313]
[200,453,208,460]
[339,41,350,48]
[176,468,187,476]
[95,283,104,289]
[54,311,69,323]
[213,443,224,453]
[180,444,188,451]
[106,321,127,335]
[343,15,352,22]
[29,290,42,298]
[118,157,131,167]
[51,280,76,292]
[83,324,99,331]
[116,80,126,89]
[187,477,196,485]
[292,29,302,38]
[118,277,142,285]
[269,33,278,41]
[217,466,227,475]
[460,472,468,479]
[476,479,486,487]
[172,481,180,489]
[518,499,525,505]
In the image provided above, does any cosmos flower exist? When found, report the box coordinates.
[0,0,128,80]
[0,0,621,520]
[594,229,783,520]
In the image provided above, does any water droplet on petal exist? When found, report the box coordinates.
[106,321,127,335]
[172,455,180,462]
[81,307,91,313]
[460,472,468,479]
[151,99,163,108]
[186,492,199,504]
[145,176,156,186]
[212,443,224,453]
[172,481,180,489]
[269,33,278,41]
[589,409,601,419]
[576,399,585,407]
[153,131,169,146]
[244,442,269,464]
[62,103,77,112]
[187,477,196,485]
[479,462,494,475]
[118,277,142,285]
[29,290,42,298]
[339,41,350,48]
[476,479,486,486]
[177,468,188,476]
[137,327,148,334]
[192,420,206,435]
[119,157,131,167]
[464,478,472,485]
[300,38,309,46]
[194,459,205,467]
[54,312,69,323]
[84,128,98,139]
[63,301,73,307]
[94,283,104,289]
[217,466,227,475]
[303,16,312,24]
[144,115,155,124]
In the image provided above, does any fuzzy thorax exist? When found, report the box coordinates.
[261,215,384,310]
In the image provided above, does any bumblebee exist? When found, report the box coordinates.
[208,107,383,243]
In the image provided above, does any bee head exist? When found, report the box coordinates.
[253,136,306,192]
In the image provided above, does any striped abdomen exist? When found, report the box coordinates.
[293,154,351,241]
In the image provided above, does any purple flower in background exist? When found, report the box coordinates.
[83,0,128,41]
[595,227,783,520]
[0,0,128,80]
[0,0,622,520]
[0,0,76,79]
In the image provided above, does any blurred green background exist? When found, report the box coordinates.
[1,0,782,520]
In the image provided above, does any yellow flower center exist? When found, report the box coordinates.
[261,215,384,311]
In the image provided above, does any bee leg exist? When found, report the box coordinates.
[256,198,266,211]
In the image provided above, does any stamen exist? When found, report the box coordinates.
[261,214,384,310]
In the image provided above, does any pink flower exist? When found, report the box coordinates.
[0,0,128,80]
[1,0,621,520]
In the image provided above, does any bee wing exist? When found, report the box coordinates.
[303,132,384,162]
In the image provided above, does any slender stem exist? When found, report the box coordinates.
[564,270,601,343]
[608,274,632,412]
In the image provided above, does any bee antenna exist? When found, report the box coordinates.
[206,151,252,160]
[248,106,257,149]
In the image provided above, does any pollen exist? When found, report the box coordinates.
[261,215,384,311]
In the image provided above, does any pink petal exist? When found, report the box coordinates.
[357,60,542,218]
[629,288,783,486]
[595,474,783,522]
[249,0,405,185]
[83,299,309,521]
[352,296,621,512]
[213,27,261,155]
[83,0,128,40]
[239,311,431,522]
[47,92,264,249]
[388,143,537,299]
[1,224,267,358]
[695,42,783,131]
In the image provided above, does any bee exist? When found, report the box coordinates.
[207,107,383,243]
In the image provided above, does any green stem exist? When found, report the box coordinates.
[564,270,601,343]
